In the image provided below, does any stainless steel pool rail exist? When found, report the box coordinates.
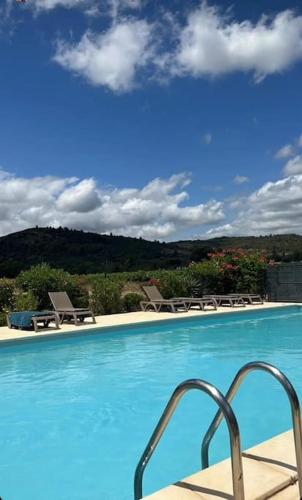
[201,361,302,498]
[134,378,245,500]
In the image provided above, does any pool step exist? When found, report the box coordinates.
[142,430,298,500]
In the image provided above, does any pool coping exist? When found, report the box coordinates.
[0,302,299,347]
[143,428,300,499]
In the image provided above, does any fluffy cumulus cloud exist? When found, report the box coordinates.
[283,155,302,176]
[174,4,302,83]
[54,19,153,91]
[0,169,225,239]
[50,3,302,91]
[206,175,302,237]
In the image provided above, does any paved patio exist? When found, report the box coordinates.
[0,301,295,344]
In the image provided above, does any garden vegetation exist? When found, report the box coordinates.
[0,250,273,326]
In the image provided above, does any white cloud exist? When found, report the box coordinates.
[54,19,153,92]
[275,143,295,159]
[17,0,141,15]
[50,3,302,91]
[174,4,302,82]
[275,133,302,174]
[31,0,90,11]
[207,174,302,237]
[275,133,302,161]
[283,155,302,176]
[56,178,101,212]
[233,175,249,185]
[0,169,225,240]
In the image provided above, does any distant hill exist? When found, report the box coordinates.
[0,227,302,277]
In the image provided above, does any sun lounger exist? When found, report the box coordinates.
[203,294,246,307]
[174,297,217,310]
[49,292,96,325]
[229,293,263,304]
[140,286,188,313]
[7,310,60,332]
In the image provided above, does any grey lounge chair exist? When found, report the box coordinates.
[49,292,96,325]
[174,297,217,310]
[228,293,263,305]
[140,286,188,313]
[203,294,246,307]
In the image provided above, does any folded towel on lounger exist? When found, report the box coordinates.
[8,311,51,329]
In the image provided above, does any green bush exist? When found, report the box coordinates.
[16,263,87,310]
[14,291,38,311]
[0,311,7,327]
[69,275,90,308]
[153,271,186,298]
[0,278,15,311]
[90,278,123,315]
[187,261,224,295]
[191,249,269,294]
[123,292,143,312]
[149,270,199,299]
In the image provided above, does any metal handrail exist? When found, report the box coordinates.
[201,361,302,497]
[134,378,245,500]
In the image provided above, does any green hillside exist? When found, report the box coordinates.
[0,227,302,277]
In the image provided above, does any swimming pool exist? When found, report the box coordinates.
[0,305,302,500]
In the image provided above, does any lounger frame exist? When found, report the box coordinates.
[140,286,188,313]
[49,292,96,325]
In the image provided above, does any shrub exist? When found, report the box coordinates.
[123,292,143,312]
[0,312,7,327]
[69,275,90,308]
[202,249,269,294]
[188,260,224,294]
[16,263,86,310]
[0,278,15,311]
[148,270,187,298]
[90,278,123,315]
[14,291,38,311]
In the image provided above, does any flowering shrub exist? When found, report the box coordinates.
[203,249,271,294]
[0,251,272,317]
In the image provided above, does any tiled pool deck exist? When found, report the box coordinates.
[0,301,300,499]
[144,430,299,499]
[0,301,294,344]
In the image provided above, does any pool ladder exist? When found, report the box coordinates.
[134,361,302,500]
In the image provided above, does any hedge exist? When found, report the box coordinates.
[0,251,271,320]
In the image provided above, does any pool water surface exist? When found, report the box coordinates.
[0,306,302,500]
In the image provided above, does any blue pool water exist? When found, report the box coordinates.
[1,306,302,500]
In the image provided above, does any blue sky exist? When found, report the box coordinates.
[0,0,302,240]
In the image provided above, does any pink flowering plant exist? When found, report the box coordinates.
[189,249,272,295]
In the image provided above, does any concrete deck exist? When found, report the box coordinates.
[0,301,296,344]
[143,430,299,499]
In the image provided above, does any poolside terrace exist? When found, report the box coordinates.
[0,301,294,344]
